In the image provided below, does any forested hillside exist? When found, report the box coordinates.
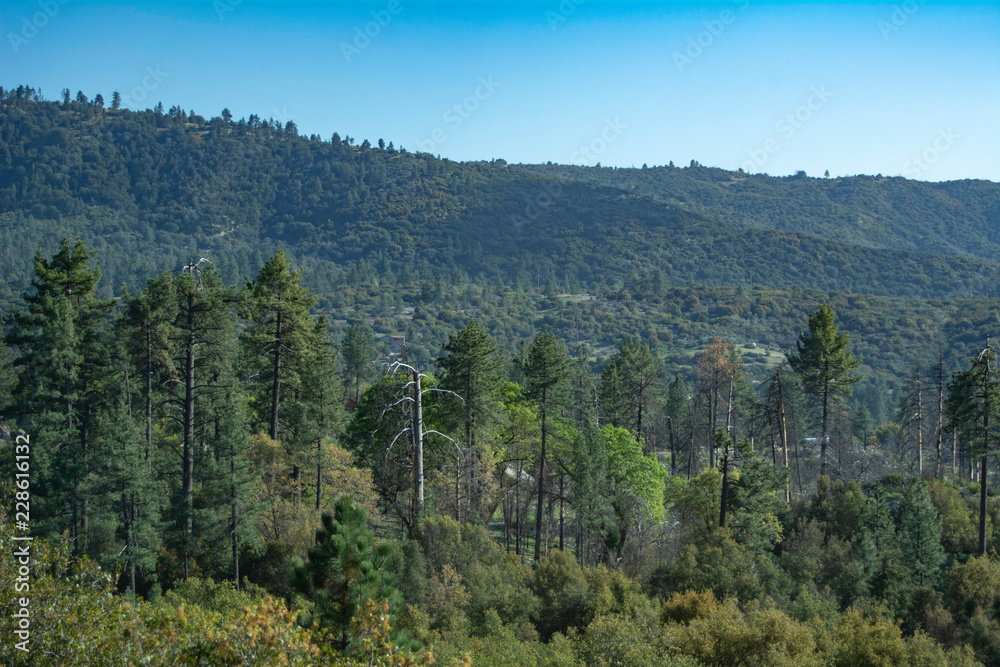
[2,86,1000,310]
[4,84,1000,666]
[518,162,1000,261]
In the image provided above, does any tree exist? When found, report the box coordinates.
[438,320,503,520]
[7,239,113,553]
[0,341,14,416]
[165,262,237,578]
[96,391,163,595]
[618,338,663,443]
[519,329,570,562]
[788,305,862,478]
[340,323,376,403]
[242,250,315,443]
[111,91,121,110]
[299,317,344,511]
[665,376,689,476]
[947,344,1000,556]
[291,493,402,651]
[200,386,260,589]
[898,481,945,588]
[570,422,613,566]
[118,274,176,470]
[695,338,742,470]
[602,425,667,555]
[241,251,316,501]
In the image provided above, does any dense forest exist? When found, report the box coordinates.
[3,85,1000,665]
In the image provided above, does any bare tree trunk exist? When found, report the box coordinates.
[535,405,547,562]
[413,370,424,515]
[917,373,924,476]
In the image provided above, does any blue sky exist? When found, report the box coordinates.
[1,0,997,181]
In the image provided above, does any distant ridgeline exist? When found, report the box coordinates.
[1,84,1000,383]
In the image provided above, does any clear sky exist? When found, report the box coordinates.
[1,0,997,181]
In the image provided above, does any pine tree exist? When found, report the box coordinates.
[570,422,612,566]
[947,344,1000,556]
[7,239,113,552]
[788,305,862,478]
[664,376,689,476]
[898,481,945,587]
[165,264,237,578]
[291,493,402,651]
[520,328,570,562]
[241,250,315,442]
[340,323,376,403]
[97,390,163,595]
[241,251,316,501]
[599,356,627,428]
[118,274,177,470]
[0,341,14,417]
[618,337,662,442]
[199,386,260,589]
[300,317,344,511]
[438,320,503,520]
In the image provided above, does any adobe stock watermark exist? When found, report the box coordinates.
[414,76,501,154]
[673,0,750,72]
[571,116,628,165]
[546,0,585,30]
[341,0,404,64]
[901,128,958,179]
[878,0,926,40]
[511,116,628,230]
[7,0,71,54]
[741,85,832,173]
[122,66,169,109]
[214,0,242,21]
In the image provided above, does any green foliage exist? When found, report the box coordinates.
[291,493,403,650]
[603,425,667,524]
[788,305,862,475]
[899,481,946,588]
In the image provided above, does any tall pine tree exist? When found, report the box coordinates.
[788,305,862,478]
[7,239,113,553]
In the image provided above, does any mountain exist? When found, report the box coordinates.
[517,162,1000,261]
[1,89,999,310]
[2,86,1000,395]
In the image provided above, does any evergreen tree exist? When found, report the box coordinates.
[898,481,945,588]
[617,337,663,442]
[241,251,316,501]
[300,317,344,511]
[118,273,177,469]
[599,356,627,429]
[165,264,237,578]
[569,422,612,565]
[664,376,688,466]
[199,386,260,589]
[97,391,163,595]
[7,239,113,552]
[438,320,503,519]
[0,341,14,417]
[241,250,315,443]
[788,305,862,478]
[340,323,376,403]
[946,344,1000,556]
[519,328,570,562]
[291,493,402,651]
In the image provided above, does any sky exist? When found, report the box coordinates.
[1,0,997,182]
